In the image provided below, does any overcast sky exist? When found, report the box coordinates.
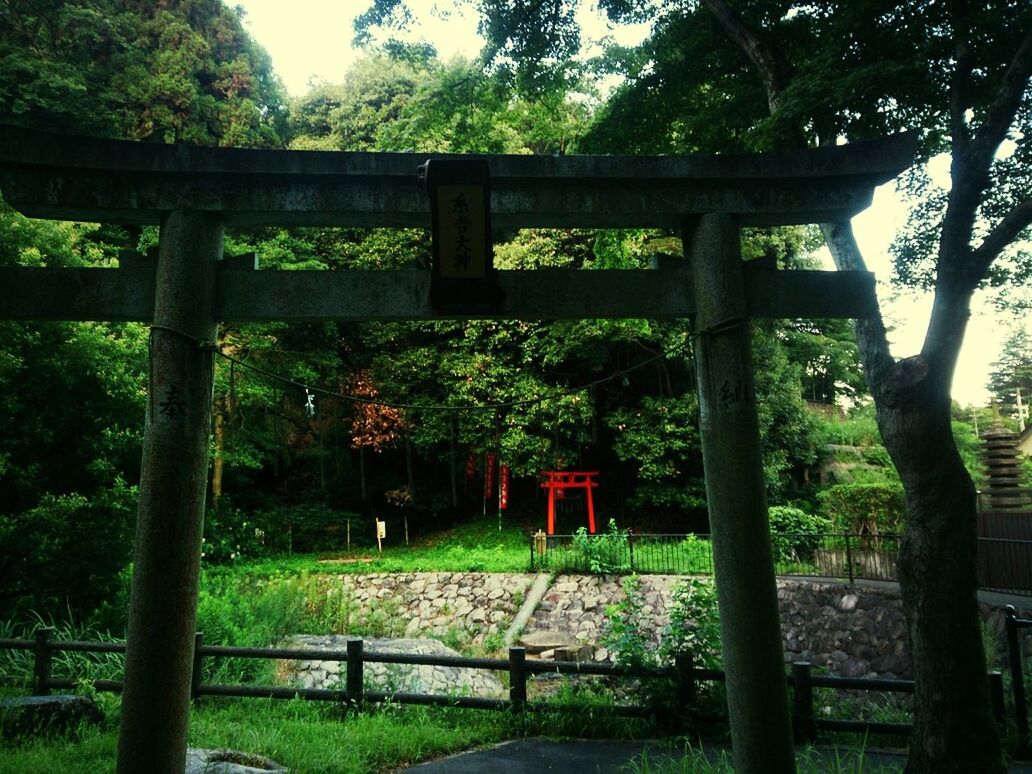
[232,0,1011,407]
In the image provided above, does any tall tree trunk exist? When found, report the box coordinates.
[881,393,1000,772]
[823,223,1005,773]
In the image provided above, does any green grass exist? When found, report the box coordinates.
[220,517,534,578]
[629,743,905,773]
[0,688,659,774]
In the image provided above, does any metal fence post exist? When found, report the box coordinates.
[33,627,54,696]
[792,661,816,744]
[191,632,204,701]
[509,646,527,712]
[347,637,364,711]
[1006,606,1029,751]
[628,530,635,572]
[844,532,855,583]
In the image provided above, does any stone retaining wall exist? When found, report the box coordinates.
[308,572,1032,681]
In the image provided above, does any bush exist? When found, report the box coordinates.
[570,519,630,574]
[817,482,905,535]
[661,577,721,670]
[767,505,831,563]
[0,479,136,620]
[602,575,654,668]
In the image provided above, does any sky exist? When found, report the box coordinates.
[232,0,1013,408]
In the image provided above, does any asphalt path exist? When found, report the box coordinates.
[400,738,1032,773]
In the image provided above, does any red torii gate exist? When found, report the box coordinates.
[540,470,598,535]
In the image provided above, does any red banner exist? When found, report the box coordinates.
[499,465,510,510]
[484,451,497,499]
[465,453,478,480]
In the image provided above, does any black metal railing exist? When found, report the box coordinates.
[531,532,1032,595]
[530,531,902,582]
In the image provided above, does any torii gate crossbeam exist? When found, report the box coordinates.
[0,125,916,774]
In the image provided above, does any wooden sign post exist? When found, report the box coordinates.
[376,519,386,553]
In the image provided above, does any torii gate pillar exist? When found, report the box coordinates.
[686,214,795,772]
[116,211,223,774]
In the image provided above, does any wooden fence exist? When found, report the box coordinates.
[0,630,1013,745]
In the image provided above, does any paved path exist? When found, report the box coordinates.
[400,738,1032,773]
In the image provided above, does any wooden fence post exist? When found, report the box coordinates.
[347,638,364,711]
[989,670,1006,729]
[191,633,204,701]
[792,661,816,744]
[675,651,695,712]
[1006,606,1029,751]
[33,628,54,696]
[509,646,527,712]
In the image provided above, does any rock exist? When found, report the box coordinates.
[404,617,421,637]
[469,608,487,623]
[0,695,103,740]
[184,748,287,773]
[520,630,580,654]
[837,594,859,612]
[554,645,592,662]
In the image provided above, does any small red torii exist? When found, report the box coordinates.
[540,470,599,535]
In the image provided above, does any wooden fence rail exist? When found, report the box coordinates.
[0,630,1014,744]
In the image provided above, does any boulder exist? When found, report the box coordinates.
[184,749,287,774]
[0,695,103,740]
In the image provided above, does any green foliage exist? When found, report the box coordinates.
[570,519,631,574]
[819,410,883,448]
[767,505,831,563]
[0,479,137,619]
[607,393,705,513]
[817,483,905,536]
[660,578,721,670]
[602,575,655,669]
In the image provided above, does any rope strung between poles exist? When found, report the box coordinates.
[214,348,672,413]
[145,324,681,413]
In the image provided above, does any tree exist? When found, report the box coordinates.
[987,325,1032,427]
[395,0,1032,769]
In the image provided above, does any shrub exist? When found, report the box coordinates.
[767,505,831,563]
[661,577,721,670]
[0,479,136,620]
[570,519,630,574]
[602,575,654,668]
[817,482,905,535]
[679,534,713,573]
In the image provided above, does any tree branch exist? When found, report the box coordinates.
[969,199,1032,277]
[948,0,973,152]
[965,24,1032,177]
[819,221,896,389]
[937,22,1032,300]
[700,0,787,114]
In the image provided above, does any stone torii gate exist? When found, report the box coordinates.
[0,125,915,773]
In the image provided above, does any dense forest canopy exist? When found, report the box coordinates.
[0,0,873,622]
